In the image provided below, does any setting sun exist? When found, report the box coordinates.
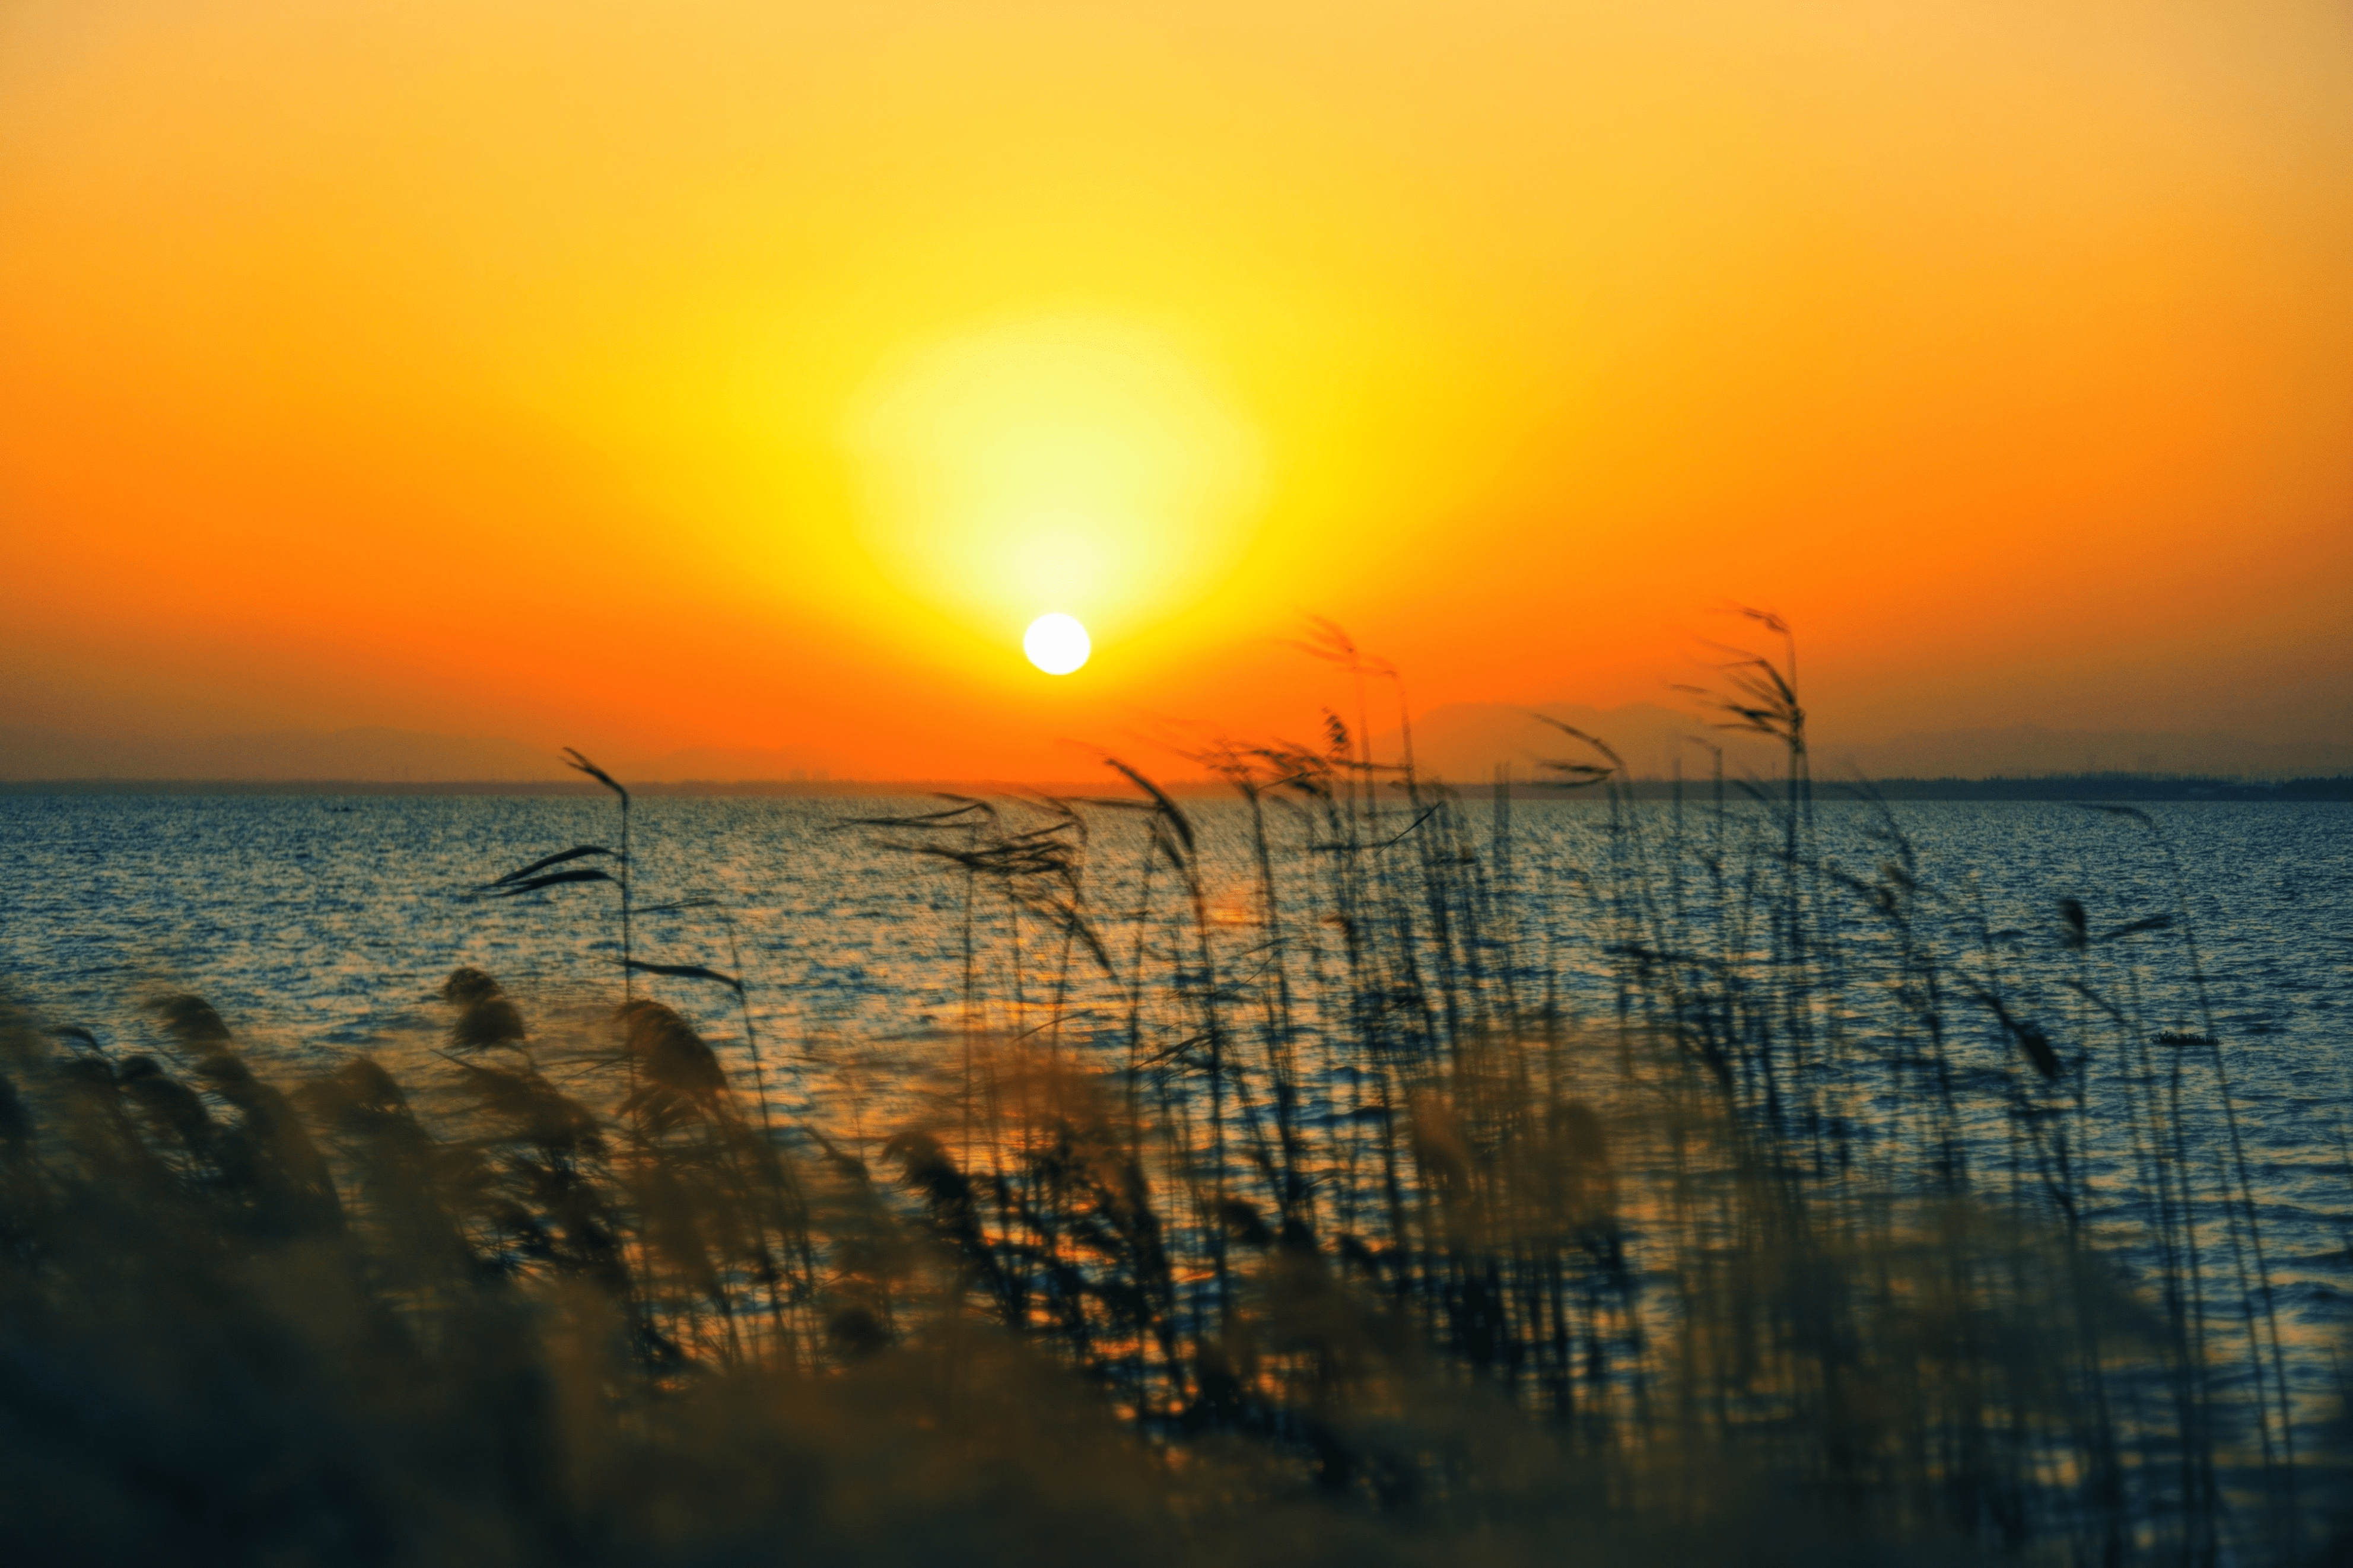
[1022,612,1091,676]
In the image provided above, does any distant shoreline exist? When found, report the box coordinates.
[4,774,2349,802]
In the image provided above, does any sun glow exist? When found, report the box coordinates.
[847,317,1267,645]
[1022,612,1090,675]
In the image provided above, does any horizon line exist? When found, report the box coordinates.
[4,772,2349,800]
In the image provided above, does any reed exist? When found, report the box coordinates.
[0,625,2345,1565]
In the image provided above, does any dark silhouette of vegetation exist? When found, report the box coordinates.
[1,622,2346,1565]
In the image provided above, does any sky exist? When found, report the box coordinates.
[4,0,2351,780]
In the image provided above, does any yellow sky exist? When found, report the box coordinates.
[4,1,2350,777]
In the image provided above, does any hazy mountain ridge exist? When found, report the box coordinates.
[1826,725,2353,781]
[1387,703,1782,783]
[0,727,845,784]
[5,715,2346,784]
[1383,705,2353,783]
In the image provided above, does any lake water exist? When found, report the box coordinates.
[6,791,2352,1395]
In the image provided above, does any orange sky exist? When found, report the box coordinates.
[4,0,2351,778]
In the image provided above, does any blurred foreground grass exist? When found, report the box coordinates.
[5,626,2349,1563]
[0,976,2342,1566]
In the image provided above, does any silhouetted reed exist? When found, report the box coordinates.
[0,624,2345,1565]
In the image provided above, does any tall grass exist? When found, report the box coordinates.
[1,627,2345,1565]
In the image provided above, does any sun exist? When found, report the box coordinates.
[1022,612,1090,675]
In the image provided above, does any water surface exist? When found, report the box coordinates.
[7,792,2351,1366]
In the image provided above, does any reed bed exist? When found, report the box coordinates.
[1,628,2345,1565]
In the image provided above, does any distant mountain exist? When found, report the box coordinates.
[1377,707,2353,784]
[0,726,557,781]
[1828,726,2353,781]
[1378,702,1785,785]
[0,727,847,783]
[5,717,2344,786]
[634,745,840,782]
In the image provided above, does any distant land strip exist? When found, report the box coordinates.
[1728,775,2351,803]
[2,774,2349,802]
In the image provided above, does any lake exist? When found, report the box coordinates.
[7,790,2352,1402]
